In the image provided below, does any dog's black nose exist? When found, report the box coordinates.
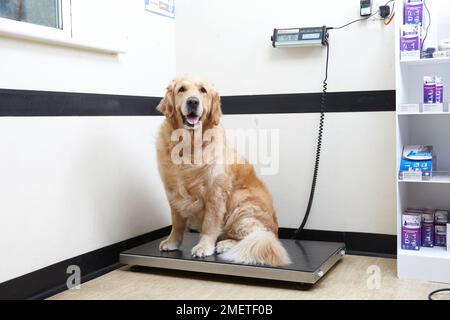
[186,97,200,111]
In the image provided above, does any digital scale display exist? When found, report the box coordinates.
[278,33,321,41]
[272,26,327,47]
[302,33,320,40]
[277,34,299,41]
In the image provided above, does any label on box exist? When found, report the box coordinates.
[404,2,423,25]
[399,145,434,181]
[400,24,421,61]
[401,171,423,181]
[399,104,420,113]
[423,103,444,113]
[402,213,422,250]
[435,225,447,247]
[422,211,435,247]
[447,222,450,251]
[435,210,449,225]
[401,50,421,61]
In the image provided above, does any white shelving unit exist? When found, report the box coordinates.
[400,56,450,66]
[395,1,450,283]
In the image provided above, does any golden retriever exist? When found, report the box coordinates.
[156,75,290,266]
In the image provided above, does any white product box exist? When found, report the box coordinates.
[399,104,420,113]
[423,103,444,113]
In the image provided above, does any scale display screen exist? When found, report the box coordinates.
[272,26,327,47]
[277,34,299,41]
[302,33,320,40]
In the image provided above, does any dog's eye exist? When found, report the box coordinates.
[178,86,186,93]
[200,87,207,94]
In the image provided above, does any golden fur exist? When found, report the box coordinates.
[156,75,290,266]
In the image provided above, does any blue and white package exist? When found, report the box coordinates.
[399,145,434,179]
[400,24,421,60]
[404,0,423,25]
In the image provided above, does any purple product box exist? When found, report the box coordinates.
[447,219,450,251]
[435,77,444,104]
[421,210,434,247]
[402,212,422,250]
[424,76,436,104]
[400,25,420,52]
[435,225,447,247]
[404,1,423,25]
[435,210,449,225]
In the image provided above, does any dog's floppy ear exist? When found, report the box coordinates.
[208,87,223,126]
[157,81,175,119]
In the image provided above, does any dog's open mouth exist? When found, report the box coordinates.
[182,113,202,128]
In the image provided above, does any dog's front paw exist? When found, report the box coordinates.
[159,238,181,251]
[215,239,237,254]
[191,242,215,258]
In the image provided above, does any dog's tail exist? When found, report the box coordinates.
[221,230,291,266]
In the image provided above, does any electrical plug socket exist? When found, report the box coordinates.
[379,5,391,18]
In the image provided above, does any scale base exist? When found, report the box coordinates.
[120,232,345,285]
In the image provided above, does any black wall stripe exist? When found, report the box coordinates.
[279,228,397,258]
[0,88,395,117]
[0,89,161,117]
[221,90,396,114]
[0,226,171,300]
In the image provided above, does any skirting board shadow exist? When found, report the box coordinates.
[279,228,397,258]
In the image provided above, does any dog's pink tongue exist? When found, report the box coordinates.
[187,115,200,125]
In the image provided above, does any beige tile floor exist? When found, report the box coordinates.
[50,255,450,300]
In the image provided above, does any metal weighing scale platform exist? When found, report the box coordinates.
[120,232,345,286]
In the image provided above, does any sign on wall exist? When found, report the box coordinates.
[145,0,175,18]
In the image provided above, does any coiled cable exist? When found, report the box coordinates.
[428,288,450,300]
[292,39,330,239]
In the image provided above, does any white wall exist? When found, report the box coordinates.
[0,0,175,96]
[176,0,397,234]
[222,113,396,234]
[0,117,170,283]
[176,0,395,95]
[0,0,174,283]
[1,0,398,284]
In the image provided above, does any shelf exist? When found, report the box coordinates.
[398,172,450,184]
[395,0,450,284]
[400,56,450,66]
[397,103,450,115]
[397,111,450,116]
[399,247,450,259]
[398,246,450,283]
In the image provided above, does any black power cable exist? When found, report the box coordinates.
[421,0,431,53]
[292,0,395,239]
[330,13,377,30]
[428,288,450,300]
[329,0,394,30]
[292,38,329,239]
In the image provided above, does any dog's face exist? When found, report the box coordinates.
[157,76,222,130]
